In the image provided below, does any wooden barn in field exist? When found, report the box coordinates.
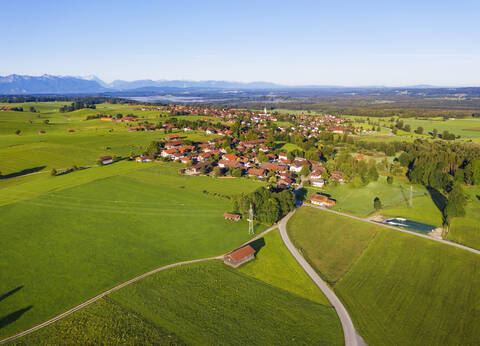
[224,245,256,268]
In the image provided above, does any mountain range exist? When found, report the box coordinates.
[0,74,288,95]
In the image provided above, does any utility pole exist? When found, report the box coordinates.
[247,204,254,235]
[409,185,413,208]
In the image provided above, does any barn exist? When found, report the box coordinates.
[224,245,256,268]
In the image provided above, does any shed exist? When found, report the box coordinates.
[224,245,256,268]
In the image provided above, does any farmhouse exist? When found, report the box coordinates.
[224,245,256,268]
[310,194,336,207]
[223,212,241,221]
[135,155,154,163]
[185,161,209,175]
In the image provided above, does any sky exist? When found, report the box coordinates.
[1,0,479,86]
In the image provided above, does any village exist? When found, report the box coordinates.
[99,105,350,208]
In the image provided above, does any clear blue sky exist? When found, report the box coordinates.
[1,0,479,86]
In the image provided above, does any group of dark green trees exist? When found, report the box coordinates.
[398,140,480,222]
[231,187,296,225]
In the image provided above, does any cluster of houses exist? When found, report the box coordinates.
[132,133,345,192]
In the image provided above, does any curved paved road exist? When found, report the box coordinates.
[0,256,221,345]
[305,203,480,255]
[278,210,366,346]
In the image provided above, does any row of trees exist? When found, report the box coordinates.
[60,102,96,113]
[231,187,295,225]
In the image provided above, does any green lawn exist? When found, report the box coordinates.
[11,298,186,345]
[321,176,428,217]
[288,207,480,345]
[448,186,480,250]
[109,261,343,345]
[382,194,444,227]
[238,229,329,304]
[15,261,343,345]
[287,207,380,284]
[0,163,266,339]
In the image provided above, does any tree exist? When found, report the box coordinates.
[231,168,243,177]
[50,168,57,176]
[415,126,424,135]
[15,129,21,135]
[432,128,438,138]
[404,124,411,132]
[44,119,50,125]
[300,165,311,177]
[367,166,379,182]
[373,197,382,210]
[472,159,480,185]
[387,176,394,184]
[444,183,467,220]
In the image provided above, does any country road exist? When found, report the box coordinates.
[0,211,362,345]
[305,203,480,255]
[278,209,366,346]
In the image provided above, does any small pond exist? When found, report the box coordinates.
[383,218,436,234]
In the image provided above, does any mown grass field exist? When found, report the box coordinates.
[0,162,267,339]
[238,229,329,304]
[288,207,480,345]
[288,207,380,284]
[320,176,428,217]
[345,115,480,142]
[15,252,342,345]
[0,102,217,176]
[448,185,480,250]
[382,194,444,227]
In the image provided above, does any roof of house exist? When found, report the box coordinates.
[227,245,255,261]
[98,156,112,161]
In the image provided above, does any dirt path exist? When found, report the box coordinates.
[0,256,221,344]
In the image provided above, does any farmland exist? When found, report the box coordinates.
[0,161,267,339]
[14,250,342,345]
[320,176,429,217]
[288,207,480,345]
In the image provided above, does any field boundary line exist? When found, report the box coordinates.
[305,203,480,255]
[0,256,222,344]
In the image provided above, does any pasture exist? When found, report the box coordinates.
[448,185,480,250]
[320,176,428,217]
[0,163,266,339]
[15,259,342,345]
[288,207,480,345]
[238,229,329,304]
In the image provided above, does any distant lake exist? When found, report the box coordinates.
[128,95,211,103]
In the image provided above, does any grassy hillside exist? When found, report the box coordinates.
[238,229,329,304]
[15,261,343,345]
[382,194,444,227]
[10,298,186,345]
[287,207,380,284]
[288,207,480,345]
[0,163,266,339]
[321,176,427,217]
[110,261,343,345]
[448,185,480,250]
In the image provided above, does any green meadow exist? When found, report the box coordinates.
[0,162,267,339]
[288,207,480,345]
[0,102,216,177]
[320,176,428,217]
[13,233,342,345]
[448,185,480,250]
